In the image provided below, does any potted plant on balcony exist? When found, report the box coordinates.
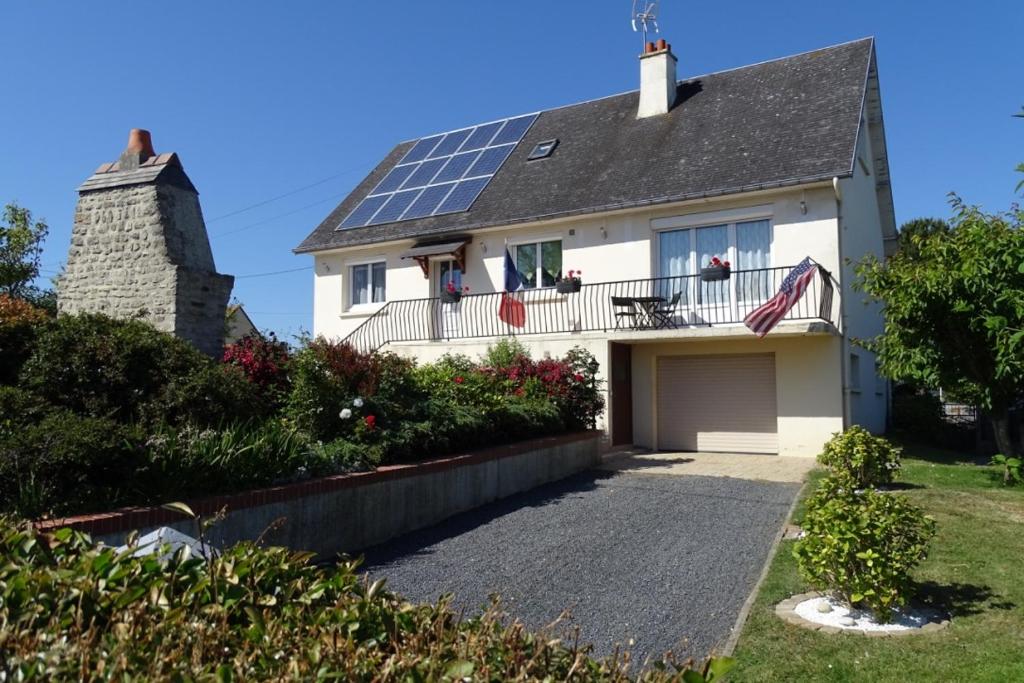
[556,269,583,294]
[700,257,731,282]
[441,281,469,303]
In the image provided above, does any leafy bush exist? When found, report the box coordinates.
[481,336,531,368]
[990,454,1022,486]
[19,313,209,422]
[140,420,337,501]
[144,362,268,428]
[891,385,974,449]
[817,426,901,488]
[222,332,291,406]
[286,339,415,442]
[794,476,937,620]
[0,408,144,517]
[0,519,731,681]
[0,294,48,384]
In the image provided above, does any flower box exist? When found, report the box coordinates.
[440,290,463,304]
[700,265,731,282]
[556,279,582,294]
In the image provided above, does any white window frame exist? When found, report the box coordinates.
[347,259,387,310]
[652,207,775,279]
[509,238,563,290]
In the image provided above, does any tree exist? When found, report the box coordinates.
[1016,106,1023,193]
[896,217,949,258]
[0,203,48,300]
[855,197,1024,456]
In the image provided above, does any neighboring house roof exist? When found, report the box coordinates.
[225,304,260,345]
[296,38,878,254]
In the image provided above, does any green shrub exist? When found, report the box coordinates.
[286,339,416,442]
[19,313,209,422]
[793,476,936,620]
[817,426,901,488]
[0,294,48,384]
[0,519,730,681]
[481,336,531,368]
[144,362,268,428]
[140,420,337,501]
[0,409,144,517]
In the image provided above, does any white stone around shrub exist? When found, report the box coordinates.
[793,595,942,632]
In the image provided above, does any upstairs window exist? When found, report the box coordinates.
[351,261,386,306]
[514,240,562,289]
[527,139,559,160]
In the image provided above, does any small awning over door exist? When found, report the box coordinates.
[656,353,778,454]
[399,239,468,278]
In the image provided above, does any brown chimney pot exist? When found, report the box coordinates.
[645,41,656,53]
[656,38,667,51]
[125,129,155,160]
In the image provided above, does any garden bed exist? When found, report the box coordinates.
[36,431,603,556]
[730,443,1024,680]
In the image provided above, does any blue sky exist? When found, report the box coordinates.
[2,1,1020,339]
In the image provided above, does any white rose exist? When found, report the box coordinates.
[339,408,353,419]
[353,397,364,408]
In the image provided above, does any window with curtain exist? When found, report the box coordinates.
[350,261,386,306]
[657,218,773,306]
[736,219,772,302]
[514,240,562,289]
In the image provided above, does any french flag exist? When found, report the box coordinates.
[498,247,526,328]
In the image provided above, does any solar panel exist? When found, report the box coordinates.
[338,112,538,229]
[437,177,489,213]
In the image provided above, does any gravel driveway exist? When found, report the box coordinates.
[362,468,799,666]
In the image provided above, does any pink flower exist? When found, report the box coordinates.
[454,376,464,384]
[574,373,584,382]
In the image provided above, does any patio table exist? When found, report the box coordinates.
[627,296,666,329]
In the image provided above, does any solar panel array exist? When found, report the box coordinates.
[338,113,538,229]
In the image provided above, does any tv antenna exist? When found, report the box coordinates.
[631,1,660,47]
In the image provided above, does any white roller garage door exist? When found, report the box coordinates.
[656,353,778,454]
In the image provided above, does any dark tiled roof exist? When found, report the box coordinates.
[78,153,196,193]
[295,38,874,254]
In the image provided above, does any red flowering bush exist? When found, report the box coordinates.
[223,333,291,398]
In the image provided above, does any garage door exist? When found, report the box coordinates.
[656,353,778,454]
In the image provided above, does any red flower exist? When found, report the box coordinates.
[364,415,376,430]
[454,376,464,384]
[574,373,584,382]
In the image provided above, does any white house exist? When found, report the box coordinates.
[295,37,896,457]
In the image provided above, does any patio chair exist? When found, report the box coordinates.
[611,296,639,329]
[651,292,682,329]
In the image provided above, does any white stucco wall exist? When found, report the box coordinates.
[629,335,844,457]
[311,184,843,342]
[836,122,889,435]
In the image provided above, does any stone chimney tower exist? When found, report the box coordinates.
[59,129,234,356]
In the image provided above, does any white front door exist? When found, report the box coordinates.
[436,260,462,339]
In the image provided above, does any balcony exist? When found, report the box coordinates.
[343,265,835,352]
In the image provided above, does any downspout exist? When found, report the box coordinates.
[833,176,851,429]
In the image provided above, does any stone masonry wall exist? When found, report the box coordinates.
[59,182,234,356]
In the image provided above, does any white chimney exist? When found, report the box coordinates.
[637,38,677,118]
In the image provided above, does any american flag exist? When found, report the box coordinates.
[744,257,819,338]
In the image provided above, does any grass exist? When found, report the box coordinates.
[729,441,1024,682]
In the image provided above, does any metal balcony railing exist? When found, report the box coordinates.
[343,265,835,352]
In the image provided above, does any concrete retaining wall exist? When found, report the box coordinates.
[38,432,603,557]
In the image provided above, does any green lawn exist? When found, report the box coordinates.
[730,442,1024,682]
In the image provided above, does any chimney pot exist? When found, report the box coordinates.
[656,38,667,51]
[645,41,656,54]
[125,129,155,161]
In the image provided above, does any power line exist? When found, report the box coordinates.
[233,265,312,279]
[206,163,369,223]
[210,191,347,239]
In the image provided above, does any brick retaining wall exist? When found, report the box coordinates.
[36,431,603,557]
